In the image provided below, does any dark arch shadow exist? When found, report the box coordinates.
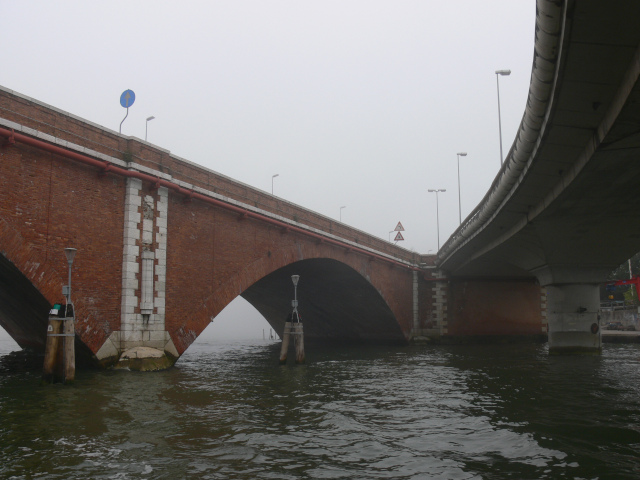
[0,253,50,350]
[241,258,407,345]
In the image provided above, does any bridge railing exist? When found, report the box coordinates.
[0,85,422,267]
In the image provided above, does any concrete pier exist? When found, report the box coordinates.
[546,284,601,354]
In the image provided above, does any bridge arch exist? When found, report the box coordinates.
[0,250,95,364]
[166,231,411,355]
[242,258,406,344]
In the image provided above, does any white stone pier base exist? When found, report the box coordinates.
[546,284,601,354]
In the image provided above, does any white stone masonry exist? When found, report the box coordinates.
[117,179,170,352]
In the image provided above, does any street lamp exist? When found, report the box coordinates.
[272,174,279,195]
[495,69,511,165]
[291,275,300,316]
[63,248,77,305]
[340,206,346,222]
[145,116,155,141]
[427,189,446,250]
[456,152,468,225]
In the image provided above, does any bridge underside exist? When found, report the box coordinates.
[241,259,407,345]
[437,0,640,354]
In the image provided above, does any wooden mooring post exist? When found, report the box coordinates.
[42,248,77,384]
[279,321,292,364]
[279,274,305,364]
[293,322,305,364]
[42,305,75,384]
[279,320,305,364]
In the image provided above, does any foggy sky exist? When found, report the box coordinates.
[1,1,536,342]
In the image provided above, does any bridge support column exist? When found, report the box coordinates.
[95,179,178,370]
[546,284,601,355]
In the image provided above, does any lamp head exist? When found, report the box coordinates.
[272,174,279,179]
[495,69,511,76]
[457,152,467,156]
[291,275,300,286]
[146,116,155,122]
[64,247,77,266]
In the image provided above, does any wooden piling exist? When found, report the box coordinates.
[294,322,305,364]
[63,316,75,383]
[279,322,292,364]
[42,313,75,384]
[42,316,63,384]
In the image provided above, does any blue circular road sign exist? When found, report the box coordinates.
[120,89,136,108]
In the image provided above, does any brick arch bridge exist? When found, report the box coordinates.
[0,86,447,368]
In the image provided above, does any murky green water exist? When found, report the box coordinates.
[2,338,640,479]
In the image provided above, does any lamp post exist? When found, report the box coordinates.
[428,189,446,250]
[43,247,78,384]
[145,116,155,141]
[340,206,346,222]
[456,152,467,225]
[272,174,279,195]
[495,69,511,166]
[63,248,77,305]
[291,274,300,315]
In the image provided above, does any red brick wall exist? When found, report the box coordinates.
[164,195,419,353]
[446,280,544,336]
[0,142,125,352]
[0,87,418,264]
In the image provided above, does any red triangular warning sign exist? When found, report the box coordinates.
[394,222,405,231]
[394,232,404,241]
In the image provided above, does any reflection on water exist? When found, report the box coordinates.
[2,337,640,479]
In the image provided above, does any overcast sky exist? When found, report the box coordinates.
[1,1,536,342]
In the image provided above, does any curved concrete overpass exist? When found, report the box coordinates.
[437,0,640,352]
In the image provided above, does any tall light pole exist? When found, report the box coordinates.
[428,189,446,250]
[456,152,467,225]
[340,206,346,222]
[495,69,511,166]
[272,174,279,195]
[63,248,77,305]
[145,116,155,141]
